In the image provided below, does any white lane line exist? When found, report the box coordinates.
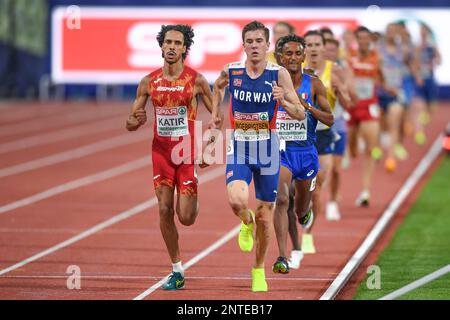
[0,105,125,137]
[0,166,225,277]
[0,131,149,178]
[379,264,450,300]
[133,224,241,300]
[0,156,151,215]
[1,275,334,281]
[320,134,444,300]
[0,117,125,155]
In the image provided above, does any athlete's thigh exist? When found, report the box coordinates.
[277,165,293,204]
[294,177,315,213]
[155,185,175,212]
[359,120,380,148]
[152,149,176,190]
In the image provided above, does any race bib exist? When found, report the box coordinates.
[355,77,375,100]
[155,106,189,137]
[383,66,402,88]
[276,111,307,141]
[233,111,270,141]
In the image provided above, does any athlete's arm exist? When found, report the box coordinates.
[195,73,214,113]
[310,77,334,127]
[211,65,230,129]
[331,63,352,109]
[343,67,358,108]
[126,76,149,131]
[275,67,305,121]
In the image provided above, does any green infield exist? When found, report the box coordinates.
[354,156,450,300]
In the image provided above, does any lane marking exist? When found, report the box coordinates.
[0,166,225,277]
[0,157,151,215]
[0,131,149,178]
[0,117,126,155]
[379,264,450,300]
[320,134,444,300]
[133,224,241,300]
[0,275,334,281]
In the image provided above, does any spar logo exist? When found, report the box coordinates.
[156,106,187,116]
[235,112,268,121]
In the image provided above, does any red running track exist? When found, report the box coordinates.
[0,101,448,300]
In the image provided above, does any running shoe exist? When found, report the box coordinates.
[238,209,254,252]
[251,268,268,292]
[394,143,408,160]
[384,157,397,173]
[355,190,370,207]
[272,256,290,274]
[288,250,304,269]
[301,234,316,254]
[298,209,314,229]
[415,131,426,145]
[162,272,185,290]
[326,201,341,221]
[371,147,383,160]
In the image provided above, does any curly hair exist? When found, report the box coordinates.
[275,34,306,54]
[157,24,194,61]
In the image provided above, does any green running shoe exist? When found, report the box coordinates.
[272,256,290,274]
[301,233,316,254]
[162,272,185,290]
[238,210,254,252]
[252,268,268,292]
[371,147,383,160]
[415,131,426,145]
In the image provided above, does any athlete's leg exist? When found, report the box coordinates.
[227,180,252,224]
[294,177,315,221]
[330,154,343,202]
[359,120,380,194]
[385,101,404,171]
[273,165,293,258]
[348,125,359,158]
[254,199,275,268]
[287,182,301,250]
[175,163,199,226]
[311,153,332,220]
[155,185,179,263]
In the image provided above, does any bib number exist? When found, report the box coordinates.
[156,106,189,137]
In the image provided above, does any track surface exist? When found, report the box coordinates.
[0,101,448,300]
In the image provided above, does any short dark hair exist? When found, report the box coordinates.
[275,34,306,54]
[242,20,270,42]
[157,24,194,61]
[320,26,334,37]
[354,26,372,36]
[304,30,326,45]
[325,38,340,48]
[273,21,296,34]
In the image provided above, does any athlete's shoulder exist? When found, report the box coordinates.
[148,68,163,80]
[183,65,199,76]
[228,61,245,69]
[265,61,281,71]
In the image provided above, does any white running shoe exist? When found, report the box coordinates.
[326,201,341,221]
[287,250,304,269]
[355,190,370,207]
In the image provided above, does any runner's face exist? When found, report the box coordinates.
[162,30,186,64]
[279,41,304,73]
[356,31,372,52]
[325,43,339,62]
[273,24,290,46]
[243,29,269,63]
[305,35,324,64]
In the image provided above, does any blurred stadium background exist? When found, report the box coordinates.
[0,0,449,101]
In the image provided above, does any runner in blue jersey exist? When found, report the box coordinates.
[211,21,305,292]
[271,35,333,274]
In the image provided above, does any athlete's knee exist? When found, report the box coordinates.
[178,213,196,226]
[275,193,289,210]
[228,194,247,214]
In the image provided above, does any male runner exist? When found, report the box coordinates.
[126,24,219,291]
[267,21,296,64]
[347,26,383,206]
[302,30,350,253]
[272,35,333,273]
[211,21,305,292]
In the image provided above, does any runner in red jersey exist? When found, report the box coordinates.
[347,26,385,207]
[126,24,220,291]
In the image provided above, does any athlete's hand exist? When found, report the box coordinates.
[272,81,285,104]
[126,114,140,131]
[209,111,223,130]
[134,109,147,125]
